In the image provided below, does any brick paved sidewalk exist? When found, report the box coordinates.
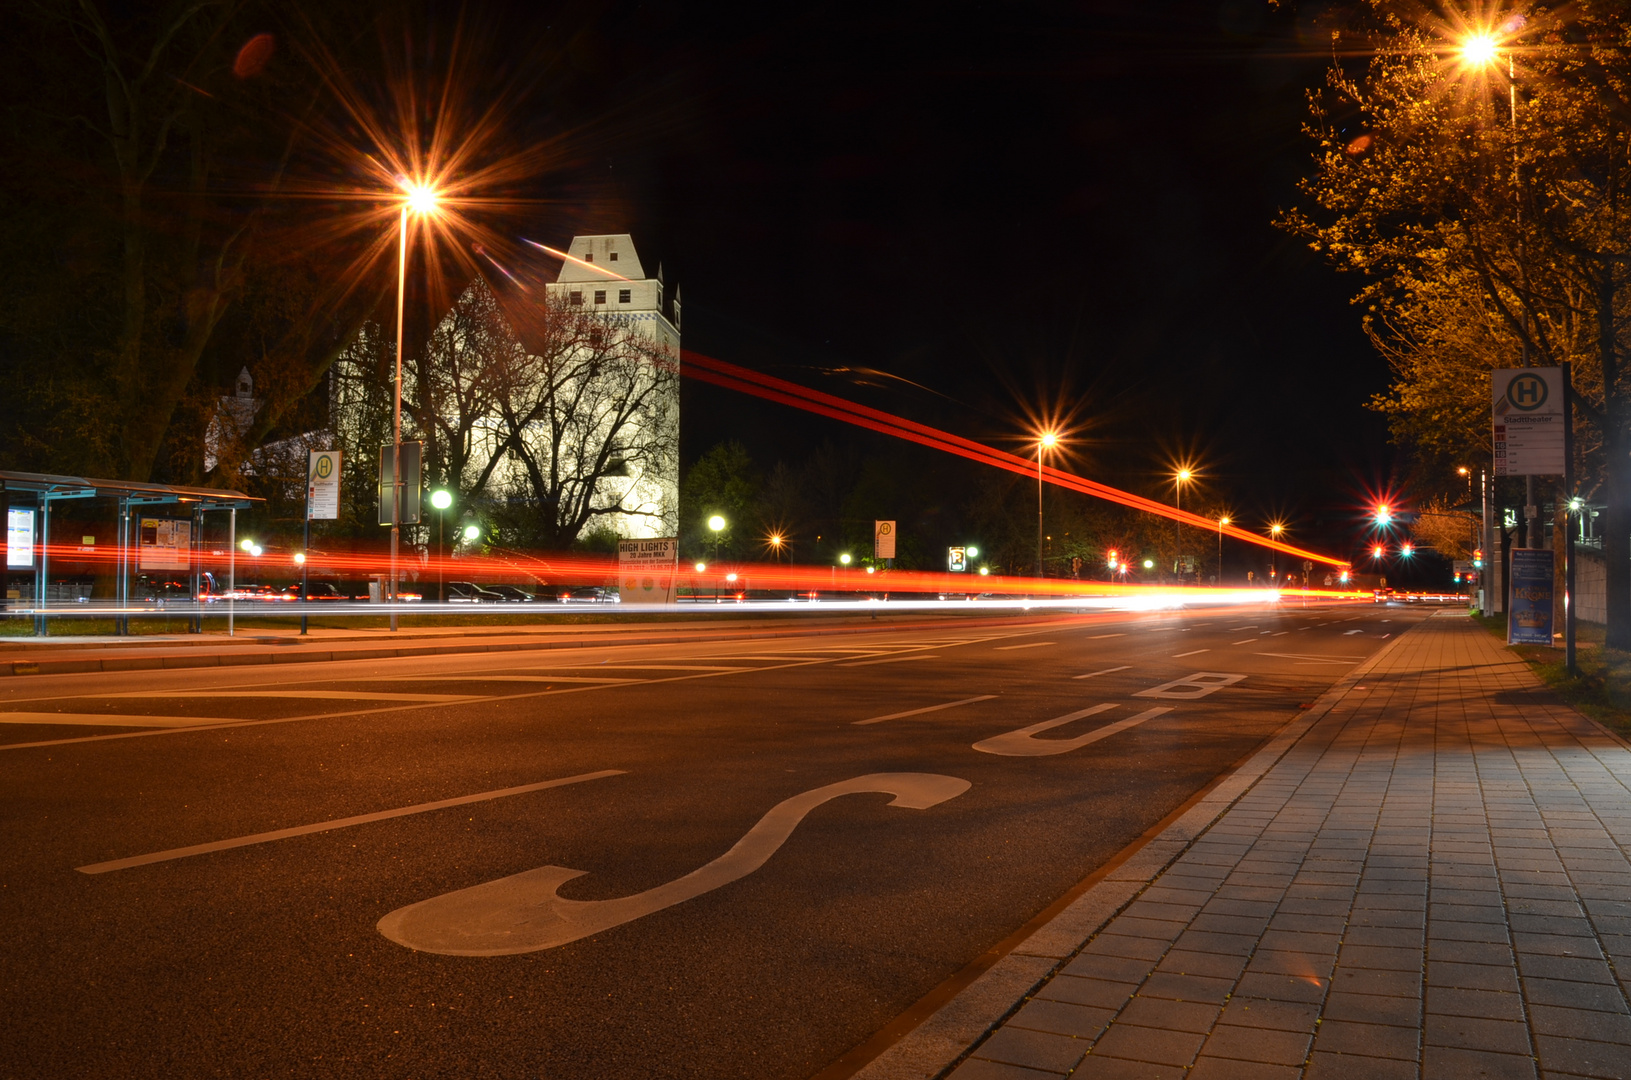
[946,612,1631,1080]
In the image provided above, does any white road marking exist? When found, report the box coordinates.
[1344,630,1364,636]
[854,695,996,725]
[839,654,940,668]
[973,705,1172,757]
[106,689,477,703]
[1087,634,1125,640]
[1134,673,1247,700]
[369,675,644,684]
[376,773,971,955]
[76,770,625,874]
[1232,639,1256,645]
[0,712,236,728]
[1228,625,1257,631]
[994,642,1056,651]
[1271,632,1288,637]
[1255,653,1364,664]
[1172,649,1209,658]
[1073,666,1131,680]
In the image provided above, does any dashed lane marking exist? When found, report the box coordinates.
[0,712,237,728]
[854,695,997,725]
[76,769,626,874]
[1087,634,1125,640]
[839,654,941,668]
[1172,649,1209,658]
[995,642,1056,651]
[1074,666,1131,680]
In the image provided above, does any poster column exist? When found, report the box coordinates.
[1509,549,1555,645]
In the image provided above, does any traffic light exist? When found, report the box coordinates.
[1107,549,1119,569]
[1374,504,1393,526]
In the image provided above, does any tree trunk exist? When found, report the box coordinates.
[1598,272,1631,648]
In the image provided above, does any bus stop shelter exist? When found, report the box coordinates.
[1,470,261,635]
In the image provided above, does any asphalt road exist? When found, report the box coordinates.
[0,601,1429,1079]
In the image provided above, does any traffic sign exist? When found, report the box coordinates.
[1493,368,1566,476]
[308,451,341,521]
[875,520,896,560]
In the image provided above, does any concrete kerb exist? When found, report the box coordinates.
[844,619,1424,1080]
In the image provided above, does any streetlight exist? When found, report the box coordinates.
[1217,515,1230,585]
[462,523,480,542]
[707,514,726,566]
[388,179,442,632]
[1036,431,1057,579]
[430,489,453,604]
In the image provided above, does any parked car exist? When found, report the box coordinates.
[484,584,536,603]
[280,582,348,601]
[560,585,619,604]
[447,581,507,603]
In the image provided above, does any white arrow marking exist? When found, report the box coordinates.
[377,772,971,956]
[972,705,1171,757]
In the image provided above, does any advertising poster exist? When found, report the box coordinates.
[618,538,678,604]
[1508,548,1556,646]
[7,507,33,568]
[138,518,191,571]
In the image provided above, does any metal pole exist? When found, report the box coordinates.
[1035,450,1044,579]
[391,205,407,632]
[301,481,310,636]
[228,507,236,638]
[1217,521,1223,585]
[1175,486,1182,583]
[36,496,49,637]
[1481,468,1491,616]
[1564,361,1577,672]
[437,511,444,606]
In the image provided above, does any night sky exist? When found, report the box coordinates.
[513,0,1394,556]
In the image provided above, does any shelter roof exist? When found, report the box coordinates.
[0,470,261,508]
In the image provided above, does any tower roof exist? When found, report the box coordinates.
[555,234,646,282]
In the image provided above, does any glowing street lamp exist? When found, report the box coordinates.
[1036,431,1058,579]
[462,523,481,542]
[388,178,443,631]
[1461,32,1499,67]
[1217,515,1230,585]
[1268,520,1285,582]
[839,553,852,566]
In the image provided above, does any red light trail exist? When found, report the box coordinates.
[678,350,1350,568]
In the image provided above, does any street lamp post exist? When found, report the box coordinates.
[1036,431,1057,579]
[1269,522,1285,583]
[1217,515,1230,585]
[388,182,440,632]
[1173,468,1193,583]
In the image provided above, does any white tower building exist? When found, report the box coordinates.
[544,234,681,540]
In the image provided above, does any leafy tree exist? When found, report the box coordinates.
[1282,2,1631,644]
[680,441,761,560]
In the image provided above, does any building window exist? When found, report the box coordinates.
[609,252,619,261]
[569,291,583,306]
[618,289,631,303]
[594,290,606,304]
[584,252,594,263]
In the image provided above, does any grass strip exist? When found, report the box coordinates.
[1472,612,1631,733]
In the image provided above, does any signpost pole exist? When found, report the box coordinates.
[228,508,236,638]
[0,481,8,617]
[301,482,310,636]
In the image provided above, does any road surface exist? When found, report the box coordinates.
[0,601,1426,1078]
